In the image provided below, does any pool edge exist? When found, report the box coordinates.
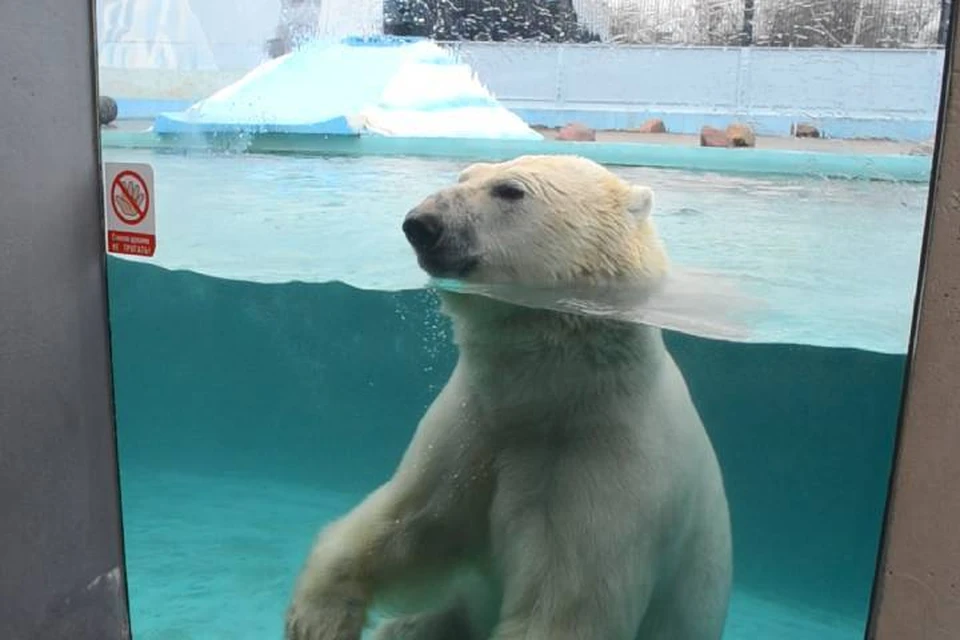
[100,130,934,183]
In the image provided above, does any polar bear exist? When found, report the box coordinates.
[285,155,732,640]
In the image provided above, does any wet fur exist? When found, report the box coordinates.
[285,156,732,640]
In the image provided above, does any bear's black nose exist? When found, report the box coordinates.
[403,213,443,252]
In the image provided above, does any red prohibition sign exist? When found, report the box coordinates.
[110,170,150,225]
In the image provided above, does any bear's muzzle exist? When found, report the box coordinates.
[403,203,478,279]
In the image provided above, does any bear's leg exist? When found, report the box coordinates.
[373,574,500,640]
[372,601,473,640]
[284,484,392,640]
[487,453,658,640]
[285,476,483,640]
[286,374,490,640]
[285,484,454,640]
[486,532,654,640]
[634,522,732,640]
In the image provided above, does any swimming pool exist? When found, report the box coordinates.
[102,148,925,639]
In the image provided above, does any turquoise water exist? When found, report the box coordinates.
[103,149,923,639]
[103,149,925,353]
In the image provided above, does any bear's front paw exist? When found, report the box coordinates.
[284,593,366,640]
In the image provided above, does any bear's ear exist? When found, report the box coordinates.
[627,185,654,220]
[458,162,495,183]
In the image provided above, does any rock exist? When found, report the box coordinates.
[266,37,289,59]
[725,123,756,147]
[557,122,596,142]
[792,122,821,138]
[699,126,729,148]
[634,118,666,134]
[908,138,936,156]
[98,96,118,126]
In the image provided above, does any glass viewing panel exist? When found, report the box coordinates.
[95,0,946,638]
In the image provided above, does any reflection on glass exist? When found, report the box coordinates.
[95,1,943,638]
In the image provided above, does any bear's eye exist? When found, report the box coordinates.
[490,182,525,201]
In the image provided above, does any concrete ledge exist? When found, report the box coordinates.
[100,129,933,182]
[105,96,936,142]
[510,107,936,142]
[116,98,193,120]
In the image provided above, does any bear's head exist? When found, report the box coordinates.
[402,155,668,288]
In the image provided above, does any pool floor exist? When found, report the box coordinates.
[119,468,865,640]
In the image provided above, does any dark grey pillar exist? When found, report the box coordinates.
[0,0,130,638]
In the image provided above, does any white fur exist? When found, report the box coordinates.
[286,156,732,640]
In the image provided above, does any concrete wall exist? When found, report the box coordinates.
[452,43,945,140]
[98,42,946,140]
